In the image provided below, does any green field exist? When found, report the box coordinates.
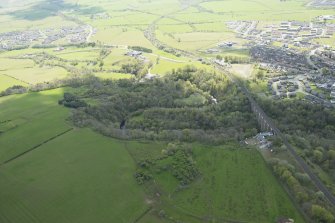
[0,57,68,85]
[0,89,149,222]
[172,148,303,222]
[0,74,27,91]
[0,128,150,223]
[0,88,305,223]
[126,143,305,223]
[1,0,334,222]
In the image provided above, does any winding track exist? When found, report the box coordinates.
[143,1,335,207]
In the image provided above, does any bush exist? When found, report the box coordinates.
[59,93,87,108]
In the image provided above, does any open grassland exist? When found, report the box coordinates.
[0,89,71,164]
[0,74,27,91]
[2,66,68,84]
[0,128,150,223]
[92,28,154,48]
[0,87,304,223]
[174,147,304,222]
[199,0,335,21]
[150,59,211,75]
[0,57,68,85]
[94,72,133,80]
[156,30,230,52]
[0,88,150,223]
[0,14,76,34]
[126,143,305,223]
[0,58,35,70]
[54,48,101,61]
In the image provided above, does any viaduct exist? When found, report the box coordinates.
[225,69,335,207]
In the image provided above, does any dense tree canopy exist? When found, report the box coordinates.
[64,67,258,143]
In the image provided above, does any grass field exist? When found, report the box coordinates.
[0,89,71,163]
[0,128,150,223]
[0,89,150,223]
[175,147,304,222]
[127,143,305,223]
[2,66,68,84]
[0,74,28,91]
[0,88,305,223]
[0,0,332,222]
[92,28,154,48]
[54,49,101,61]
[0,57,68,85]
[199,0,335,21]
[94,72,133,80]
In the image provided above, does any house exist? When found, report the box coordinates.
[259,132,274,137]
[54,47,65,52]
[126,51,142,57]
[218,41,235,47]
[276,217,294,223]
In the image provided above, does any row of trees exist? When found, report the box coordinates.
[270,158,335,223]
[258,95,335,222]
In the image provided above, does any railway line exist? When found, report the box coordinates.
[143,5,335,207]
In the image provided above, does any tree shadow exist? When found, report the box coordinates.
[11,0,105,21]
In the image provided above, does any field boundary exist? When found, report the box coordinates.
[0,73,31,85]
[259,151,312,223]
[0,128,74,166]
[133,206,153,223]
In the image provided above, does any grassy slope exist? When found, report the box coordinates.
[0,128,149,223]
[0,74,27,91]
[170,146,305,223]
[0,89,71,163]
[126,143,305,223]
[0,89,149,223]
[0,57,68,85]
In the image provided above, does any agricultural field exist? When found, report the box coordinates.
[0,88,304,223]
[0,74,27,91]
[0,57,68,85]
[0,129,149,223]
[0,89,148,223]
[1,0,334,222]
[127,143,305,223]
